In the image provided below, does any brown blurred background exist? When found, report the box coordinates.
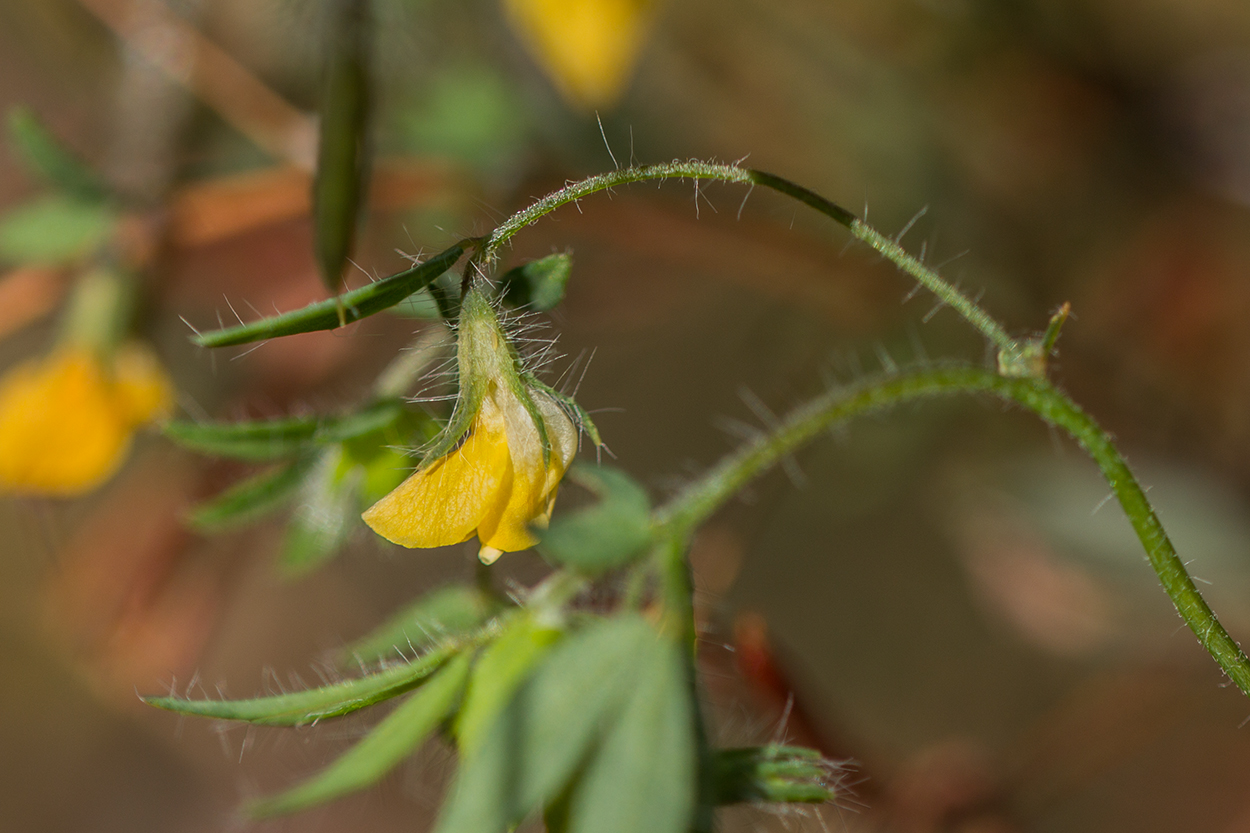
[4,0,1250,831]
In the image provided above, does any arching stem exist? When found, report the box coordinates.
[655,365,1250,699]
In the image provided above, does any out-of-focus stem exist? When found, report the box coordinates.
[76,0,316,169]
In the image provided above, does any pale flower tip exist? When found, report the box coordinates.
[478,545,504,565]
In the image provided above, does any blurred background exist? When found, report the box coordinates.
[4,0,1250,831]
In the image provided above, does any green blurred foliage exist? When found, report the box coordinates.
[392,64,531,176]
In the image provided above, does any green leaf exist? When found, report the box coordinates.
[144,640,465,726]
[249,651,471,818]
[318,398,407,443]
[192,241,466,347]
[537,465,653,574]
[187,456,317,532]
[164,415,320,460]
[354,443,416,505]
[162,399,409,461]
[455,616,563,756]
[342,584,501,664]
[0,195,115,265]
[564,633,695,833]
[340,414,432,505]
[434,615,656,833]
[393,65,530,175]
[7,106,107,201]
[280,449,357,577]
[501,252,572,311]
[543,788,573,833]
[710,746,833,805]
[312,0,371,293]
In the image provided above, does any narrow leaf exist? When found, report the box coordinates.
[188,456,317,531]
[538,465,653,574]
[249,651,471,818]
[164,415,319,460]
[455,616,562,756]
[163,399,408,461]
[192,241,465,347]
[0,195,115,265]
[312,0,372,293]
[434,615,656,833]
[317,398,406,442]
[7,106,108,201]
[565,633,695,833]
[543,788,573,833]
[342,585,500,664]
[144,640,464,726]
[280,448,357,577]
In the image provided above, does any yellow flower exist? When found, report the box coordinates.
[363,383,577,563]
[502,0,656,110]
[0,343,172,496]
[362,290,578,564]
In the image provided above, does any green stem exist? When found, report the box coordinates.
[655,365,1250,699]
[848,221,1013,353]
[484,163,1014,353]
[657,535,697,648]
[744,171,1014,352]
[484,162,753,258]
[653,534,714,832]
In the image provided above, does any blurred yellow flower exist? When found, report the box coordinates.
[362,289,578,563]
[0,343,172,496]
[503,0,656,109]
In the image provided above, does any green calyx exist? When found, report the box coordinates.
[423,288,553,466]
[59,267,133,357]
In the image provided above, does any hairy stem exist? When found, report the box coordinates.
[484,163,1014,352]
[655,364,1250,699]
[745,171,1014,352]
[483,162,752,257]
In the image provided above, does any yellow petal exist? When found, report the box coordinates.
[0,349,131,496]
[362,407,512,548]
[502,0,654,109]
